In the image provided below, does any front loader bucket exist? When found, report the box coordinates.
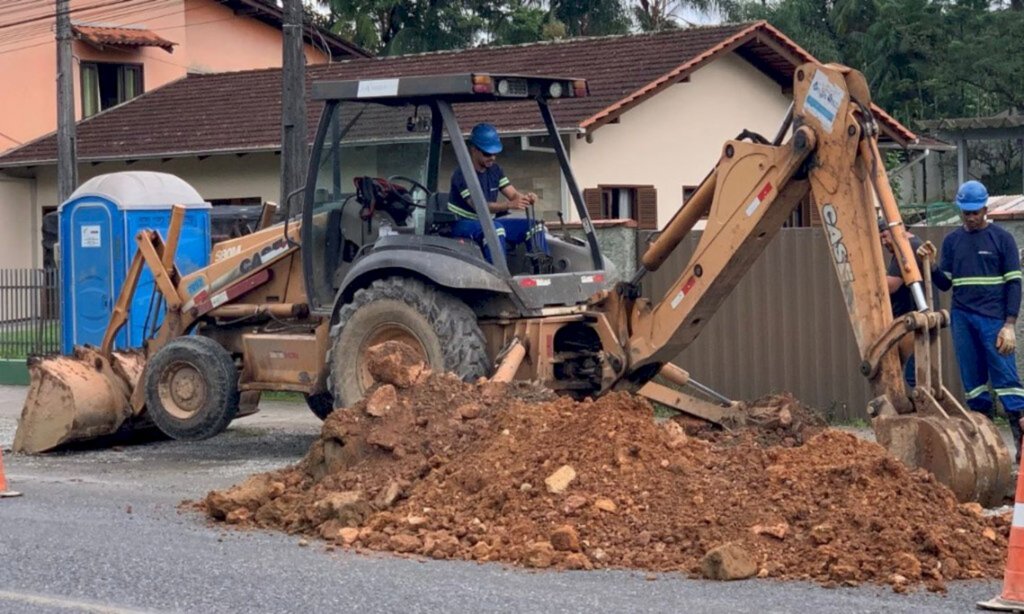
[12,347,140,454]
[873,403,1011,507]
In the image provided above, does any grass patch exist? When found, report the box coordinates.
[0,323,59,359]
[261,391,305,403]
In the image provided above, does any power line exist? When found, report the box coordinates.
[0,0,180,47]
[0,129,24,146]
[0,0,329,59]
[0,0,136,31]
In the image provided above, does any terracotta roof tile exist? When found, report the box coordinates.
[73,25,176,53]
[0,22,915,167]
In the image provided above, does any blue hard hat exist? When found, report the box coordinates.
[956,180,988,212]
[470,123,502,155]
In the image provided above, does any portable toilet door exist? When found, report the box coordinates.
[61,194,122,353]
[59,171,212,355]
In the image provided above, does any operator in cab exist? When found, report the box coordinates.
[447,123,549,262]
[926,180,1024,463]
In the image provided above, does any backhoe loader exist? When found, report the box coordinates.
[14,63,1010,505]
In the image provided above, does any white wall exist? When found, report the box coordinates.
[0,177,37,268]
[7,154,281,268]
[32,153,282,211]
[570,53,793,227]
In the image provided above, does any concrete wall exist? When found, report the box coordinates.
[0,0,331,155]
[892,150,958,205]
[34,153,283,210]
[569,53,792,228]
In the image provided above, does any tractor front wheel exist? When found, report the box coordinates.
[144,336,240,440]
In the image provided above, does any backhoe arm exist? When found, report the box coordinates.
[608,63,1010,505]
[619,63,914,413]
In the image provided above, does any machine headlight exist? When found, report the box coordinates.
[548,82,564,98]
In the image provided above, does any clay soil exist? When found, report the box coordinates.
[202,342,1010,592]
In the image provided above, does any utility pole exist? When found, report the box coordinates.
[56,0,77,202]
[280,0,307,214]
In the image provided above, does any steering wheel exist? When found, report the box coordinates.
[386,175,429,207]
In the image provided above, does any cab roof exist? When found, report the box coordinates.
[311,73,588,105]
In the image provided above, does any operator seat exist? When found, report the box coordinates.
[424,191,458,235]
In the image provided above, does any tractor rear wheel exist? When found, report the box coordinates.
[144,336,240,440]
[327,277,489,409]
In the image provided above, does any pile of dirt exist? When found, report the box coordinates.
[202,342,1009,592]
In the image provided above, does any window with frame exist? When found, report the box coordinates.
[582,184,658,229]
[81,62,143,118]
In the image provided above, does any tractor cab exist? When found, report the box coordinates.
[301,73,612,317]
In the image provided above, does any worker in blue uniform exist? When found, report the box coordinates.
[447,123,548,263]
[928,180,1024,462]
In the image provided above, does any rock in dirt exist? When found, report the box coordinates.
[365,341,426,388]
[752,522,789,540]
[545,465,577,494]
[550,525,581,552]
[701,543,757,581]
[525,541,556,568]
[891,552,923,581]
[366,385,399,417]
[389,534,422,553]
[201,350,1010,593]
[457,403,482,420]
[339,527,360,545]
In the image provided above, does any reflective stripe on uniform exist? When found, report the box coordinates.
[498,177,510,188]
[965,384,989,400]
[952,276,1011,287]
[1005,271,1023,281]
[460,188,471,199]
[996,387,1024,398]
[447,203,478,220]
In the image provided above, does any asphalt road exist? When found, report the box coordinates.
[0,385,1005,613]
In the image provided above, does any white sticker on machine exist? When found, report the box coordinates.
[81,225,101,248]
[357,78,399,98]
[805,70,845,133]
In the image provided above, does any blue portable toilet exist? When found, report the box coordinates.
[59,172,211,354]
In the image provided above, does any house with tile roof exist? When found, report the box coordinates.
[0,20,917,269]
[0,0,367,155]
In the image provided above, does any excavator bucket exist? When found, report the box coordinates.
[872,391,1011,507]
[12,347,144,454]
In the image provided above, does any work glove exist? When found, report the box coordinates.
[997,323,1017,355]
[916,241,937,260]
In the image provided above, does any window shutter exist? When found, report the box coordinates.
[583,188,603,220]
[636,186,658,229]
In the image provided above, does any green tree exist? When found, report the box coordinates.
[476,0,565,45]
[725,0,1024,123]
[632,0,683,30]
[318,0,484,55]
[550,0,632,36]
